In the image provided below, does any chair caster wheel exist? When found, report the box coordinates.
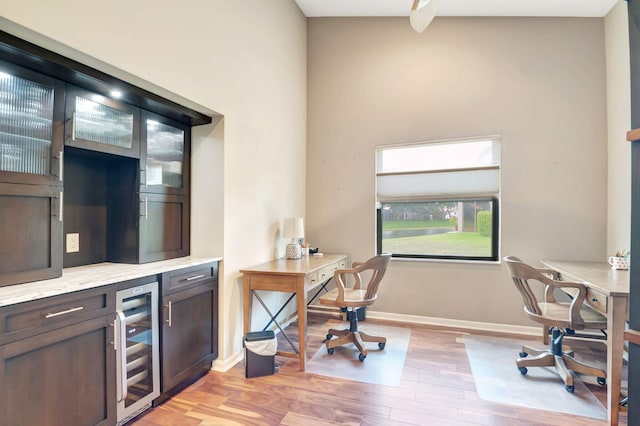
[518,367,528,375]
[565,385,575,393]
[519,352,528,357]
[327,347,335,355]
[378,342,386,350]
[358,353,366,362]
[326,334,333,340]
[597,377,606,386]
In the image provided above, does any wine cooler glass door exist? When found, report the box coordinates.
[115,282,159,423]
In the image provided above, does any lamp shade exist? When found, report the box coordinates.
[283,218,304,240]
[410,0,439,33]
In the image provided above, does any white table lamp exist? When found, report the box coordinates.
[283,217,304,259]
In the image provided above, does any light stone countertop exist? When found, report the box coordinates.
[0,256,222,308]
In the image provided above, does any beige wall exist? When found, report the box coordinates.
[0,0,308,364]
[307,17,609,327]
[605,1,631,256]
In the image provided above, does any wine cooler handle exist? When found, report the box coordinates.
[166,300,172,327]
[116,311,128,402]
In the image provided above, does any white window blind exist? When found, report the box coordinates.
[376,137,501,202]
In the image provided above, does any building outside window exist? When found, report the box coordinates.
[375,136,501,261]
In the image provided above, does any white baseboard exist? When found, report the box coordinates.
[212,349,244,372]
[366,310,541,336]
[212,313,541,371]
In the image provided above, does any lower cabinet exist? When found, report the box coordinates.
[0,315,116,426]
[160,263,218,396]
[0,261,219,424]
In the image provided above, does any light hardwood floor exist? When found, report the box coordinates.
[131,314,627,425]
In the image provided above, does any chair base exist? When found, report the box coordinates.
[325,309,386,360]
[517,328,606,392]
[326,328,386,359]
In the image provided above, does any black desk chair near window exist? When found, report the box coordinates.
[504,255,607,392]
[319,254,391,361]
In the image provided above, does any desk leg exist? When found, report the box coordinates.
[607,295,627,426]
[243,276,252,337]
[296,277,307,371]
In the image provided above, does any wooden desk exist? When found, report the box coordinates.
[541,260,629,426]
[240,254,348,371]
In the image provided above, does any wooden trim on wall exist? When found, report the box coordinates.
[627,128,640,141]
[625,329,640,346]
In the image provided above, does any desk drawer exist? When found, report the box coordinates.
[585,288,607,314]
[318,260,348,282]
[308,272,319,286]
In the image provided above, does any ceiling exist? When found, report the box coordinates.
[293,0,619,18]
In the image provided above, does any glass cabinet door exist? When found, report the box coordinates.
[141,111,189,195]
[0,60,64,185]
[65,86,140,158]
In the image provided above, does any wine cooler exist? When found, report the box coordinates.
[115,282,160,425]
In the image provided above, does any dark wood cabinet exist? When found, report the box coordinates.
[0,60,65,187]
[0,183,62,286]
[0,33,205,289]
[159,263,218,396]
[65,85,141,159]
[0,260,219,424]
[0,287,116,426]
[0,60,65,286]
[140,111,190,195]
[139,193,190,263]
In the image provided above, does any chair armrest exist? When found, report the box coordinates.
[332,266,364,302]
[541,276,588,328]
[536,268,560,280]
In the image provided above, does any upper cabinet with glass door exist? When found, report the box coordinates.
[140,111,190,195]
[65,85,140,158]
[0,60,64,186]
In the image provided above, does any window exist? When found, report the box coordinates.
[375,136,500,261]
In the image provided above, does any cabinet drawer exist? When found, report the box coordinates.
[0,286,114,345]
[162,263,219,296]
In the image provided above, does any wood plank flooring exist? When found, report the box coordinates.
[130,314,628,425]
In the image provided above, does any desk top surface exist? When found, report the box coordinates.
[240,254,348,276]
[540,259,629,297]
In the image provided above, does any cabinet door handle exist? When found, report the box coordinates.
[112,317,118,351]
[71,112,76,141]
[45,305,83,318]
[185,274,206,281]
[58,150,63,181]
[142,196,148,220]
[165,301,172,327]
[59,191,63,222]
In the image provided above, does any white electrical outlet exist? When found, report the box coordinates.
[66,233,80,253]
